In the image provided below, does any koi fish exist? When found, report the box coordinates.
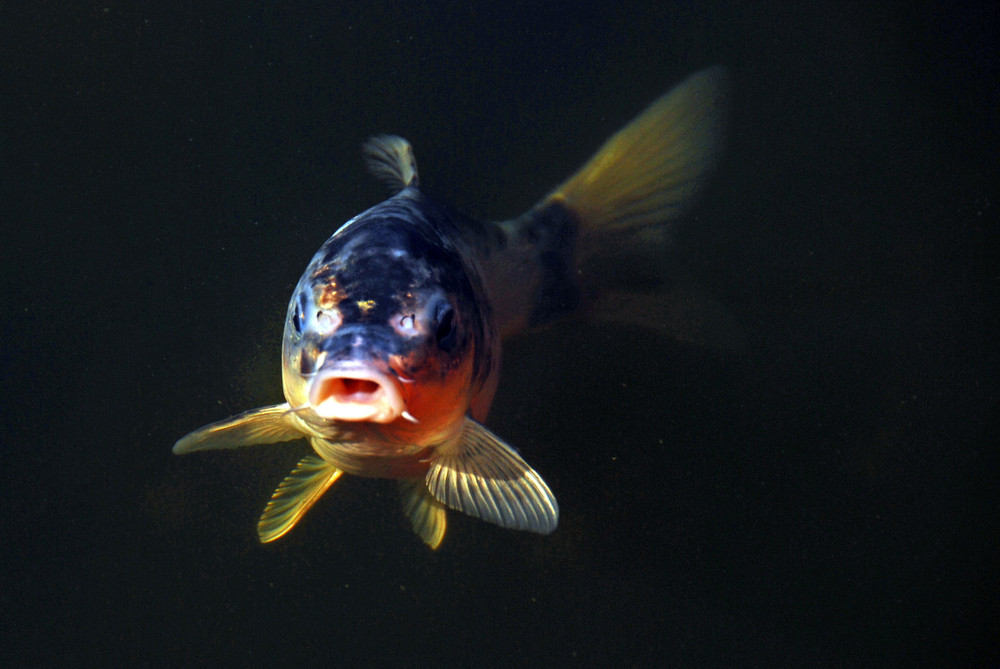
[173,67,729,548]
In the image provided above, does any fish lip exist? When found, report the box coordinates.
[308,363,406,424]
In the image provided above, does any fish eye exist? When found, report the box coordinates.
[434,302,456,349]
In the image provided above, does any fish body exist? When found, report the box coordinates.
[174,68,730,548]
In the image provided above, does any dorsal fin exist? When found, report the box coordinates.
[363,134,419,192]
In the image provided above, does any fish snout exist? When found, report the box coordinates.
[308,364,406,423]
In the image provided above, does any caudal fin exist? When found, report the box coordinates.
[491,67,734,342]
[545,66,729,248]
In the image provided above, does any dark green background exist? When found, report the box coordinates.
[3,1,997,665]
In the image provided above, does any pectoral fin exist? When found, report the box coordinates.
[399,479,447,549]
[257,454,343,543]
[173,404,304,454]
[425,419,558,535]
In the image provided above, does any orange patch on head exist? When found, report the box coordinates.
[384,350,476,444]
[315,277,341,310]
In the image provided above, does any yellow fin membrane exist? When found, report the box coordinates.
[425,419,558,534]
[257,454,343,543]
[172,403,305,454]
[548,67,729,243]
[363,134,419,192]
[399,479,448,549]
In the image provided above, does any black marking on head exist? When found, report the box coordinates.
[297,341,321,375]
[314,208,473,319]
[288,189,497,389]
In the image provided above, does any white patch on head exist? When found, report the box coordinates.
[389,289,448,339]
[331,213,364,238]
[314,309,342,334]
[394,312,420,338]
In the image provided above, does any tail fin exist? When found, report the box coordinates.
[500,67,739,347]
[545,66,729,248]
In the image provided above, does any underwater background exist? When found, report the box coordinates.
[3,1,997,665]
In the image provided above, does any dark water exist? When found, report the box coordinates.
[4,1,997,665]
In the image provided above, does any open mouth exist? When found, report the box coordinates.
[309,365,405,423]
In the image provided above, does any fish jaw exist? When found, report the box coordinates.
[308,363,406,423]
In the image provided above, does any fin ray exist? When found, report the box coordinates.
[425,419,558,534]
[499,67,733,340]
[546,66,729,243]
[173,404,304,454]
[257,454,343,543]
[363,135,419,192]
[399,479,448,549]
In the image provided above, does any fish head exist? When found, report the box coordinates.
[281,219,486,442]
